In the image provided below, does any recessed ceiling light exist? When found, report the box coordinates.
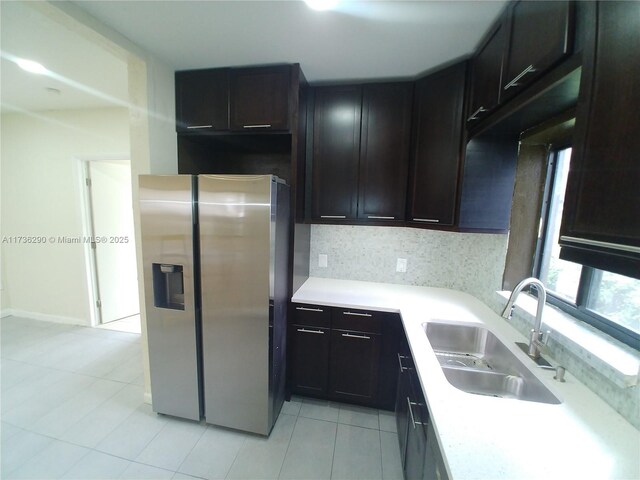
[304,0,339,11]
[16,58,48,75]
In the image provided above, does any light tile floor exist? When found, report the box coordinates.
[1,316,403,480]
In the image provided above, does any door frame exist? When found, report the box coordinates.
[77,154,131,327]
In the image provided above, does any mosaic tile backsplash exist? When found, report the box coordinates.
[309,224,509,304]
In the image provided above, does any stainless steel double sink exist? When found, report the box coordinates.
[424,322,560,404]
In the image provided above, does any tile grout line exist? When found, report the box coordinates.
[173,421,208,476]
[275,410,299,479]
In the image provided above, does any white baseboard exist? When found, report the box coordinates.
[144,391,152,405]
[1,308,13,318]
[2,309,89,326]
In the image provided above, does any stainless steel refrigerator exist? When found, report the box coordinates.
[139,174,289,436]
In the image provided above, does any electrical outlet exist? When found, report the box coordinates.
[318,254,328,268]
[396,258,407,273]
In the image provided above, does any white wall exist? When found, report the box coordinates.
[310,225,509,304]
[0,107,130,324]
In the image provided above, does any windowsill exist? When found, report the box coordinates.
[495,290,640,388]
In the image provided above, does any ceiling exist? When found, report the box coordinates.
[0,1,128,113]
[0,1,508,113]
[75,0,507,82]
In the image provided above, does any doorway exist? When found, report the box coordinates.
[82,158,140,327]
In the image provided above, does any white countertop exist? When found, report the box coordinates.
[292,277,640,480]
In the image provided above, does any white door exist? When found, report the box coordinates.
[88,160,140,323]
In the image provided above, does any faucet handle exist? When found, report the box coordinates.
[540,330,551,345]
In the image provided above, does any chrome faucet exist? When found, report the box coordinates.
[502,277,549,360]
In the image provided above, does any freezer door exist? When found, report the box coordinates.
[139,175,201,421]
[199,174,275,435]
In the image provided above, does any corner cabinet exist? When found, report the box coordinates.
[560,1,640,279]
[407,62,466,227]
[311,83,413,223]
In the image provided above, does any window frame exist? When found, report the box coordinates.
[535,147,640,350]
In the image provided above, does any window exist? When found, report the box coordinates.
[535,147,640,349]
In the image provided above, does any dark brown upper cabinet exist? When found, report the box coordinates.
[560,1,640,279]
[501,1,574,100]
[311,83,412,223]
[408,62,466,227]
[311,86,362,220]
[358,83,413,222]
[229,66,290,131]
[467,18,506,124]
[175,68,229,132]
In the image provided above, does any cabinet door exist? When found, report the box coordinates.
[424,422,449,480]
[311,86,362,220]
[502,1,574,98]
[175,69,229,132]
[408,63,466,226]
[560,1,640,277]
[290,325,330,396]
[395,344,412,466]
[358,83,413,222]
[404,372,429,480]
[329,329,380,405]
[229,66,290,131]
[467,19,506,123]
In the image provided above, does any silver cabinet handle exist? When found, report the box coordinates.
[504,64,537,90]
[320,215,346,219]
[367,215,395,220]
[341,333,371,340]
[186,125,213,129]
[243,124,272,129]
[407,397,424,428]
[343,311,372,317]
[466,106,487,121]
[559,236,640,254]
[295,306,324,312]
[398,353,409,372]
[297,328,325,335]
[413,218,440,223]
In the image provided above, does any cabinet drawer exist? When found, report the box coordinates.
[332,308,382,333]
[292,303,331,328]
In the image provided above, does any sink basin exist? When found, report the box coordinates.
[424,322,560,404]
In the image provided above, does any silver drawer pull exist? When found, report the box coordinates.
[398,353,409,372]
[504,64,537,90]
[342,333,371,340]
[466,106,487,122]
[367,215,395,220]
[186,125,213,129]
[243,124,272,129]
[297,328,325,335]
[343,311,372,317]
[296,306,324,312]
[407,397,424,428]
[412,218,440,223]
[320,215,346,219]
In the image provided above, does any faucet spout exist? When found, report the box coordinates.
[502,277,548,359]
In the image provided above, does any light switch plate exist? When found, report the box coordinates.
[396,258,407,273]
[319,254,328,268]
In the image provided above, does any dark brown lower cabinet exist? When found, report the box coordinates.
[289,303,400,409]
[329,329,380,405]
[396,332,449,480]
[290,325,330,396]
